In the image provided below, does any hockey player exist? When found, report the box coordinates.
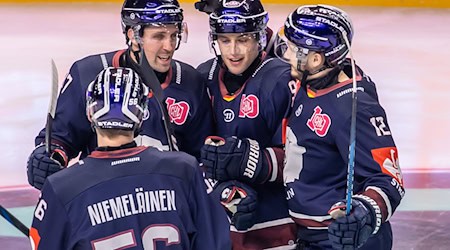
[27,0,213,190]
[197,0,297,249]
[29,67,231,250]
[274,5,405,249]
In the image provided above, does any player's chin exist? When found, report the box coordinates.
[225,60,249,75]
[228,67,245,75]
[154,59,172,73]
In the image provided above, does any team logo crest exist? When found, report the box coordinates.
[239,94,259,119]
[371,147,403,186]
[307,106,331,137]
[165,97,190,125]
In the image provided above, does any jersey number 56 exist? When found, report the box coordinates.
[91,224,180,250]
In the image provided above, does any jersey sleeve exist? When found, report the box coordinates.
[34,62,95,159]
[189,167,231,250]
[335,102,405,222]
[30,181,72,250]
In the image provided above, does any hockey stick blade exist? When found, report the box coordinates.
[45,59,59,154]
[138,50,176,151]
[0,205,29,237]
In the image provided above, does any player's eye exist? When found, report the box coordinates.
[237,38,249,44]
[219,38,230,44]
[152,33,165,40]
[170,33,178,41]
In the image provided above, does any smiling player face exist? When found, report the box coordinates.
[217,33,260,75]
[138,24,180,73]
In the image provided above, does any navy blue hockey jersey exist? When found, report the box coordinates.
[35,50,213,159]
[30,146,231,249]
[284,64,405,241]
[197,56,297,250]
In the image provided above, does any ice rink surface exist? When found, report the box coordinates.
[0,2,449,249]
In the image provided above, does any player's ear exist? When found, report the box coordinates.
[127,28,138,47]
[310,52,325,69]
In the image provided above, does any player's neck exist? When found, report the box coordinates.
[337,70,350,82]
[97,136,134,147]
[305,66,342,90]
[306,67,333,81]
[96,132,135,147]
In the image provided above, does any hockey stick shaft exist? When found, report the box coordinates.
[45,60,59,154]
[344,35,358,216]
[0,205,29,237]
[138,50,175,151]
[346,92,357,215]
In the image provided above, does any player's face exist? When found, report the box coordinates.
[140,24,180,73]
[217,33,259,75]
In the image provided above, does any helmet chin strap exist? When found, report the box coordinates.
[135,45,143,66]
[129,25,143,64]
[296,56,308,90]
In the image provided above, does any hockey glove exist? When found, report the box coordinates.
[27,144,68,190]
[194,0,220,14]
[201,136,270,184]
[328,195,382,249]
[213,180,258,231]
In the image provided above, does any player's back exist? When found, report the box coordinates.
[34,146,229,249]
[34,50,126,159]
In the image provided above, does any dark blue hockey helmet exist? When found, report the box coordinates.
[280,4,354,67]
[209,0,269,52]
[209,0,268,34]
[121,0,184,33]
[86,67,149,131]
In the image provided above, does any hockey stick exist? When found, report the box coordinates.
[45,59,59,154]
[344,34,358,216]
[329,33,358,219]
[0,205,29,236]
[138,50,176,151]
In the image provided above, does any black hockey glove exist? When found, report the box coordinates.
[194,0,220,14]
[27,144,68,190]
[328,195,382,249]
[201,136,270,184]
[212,180,258,231]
